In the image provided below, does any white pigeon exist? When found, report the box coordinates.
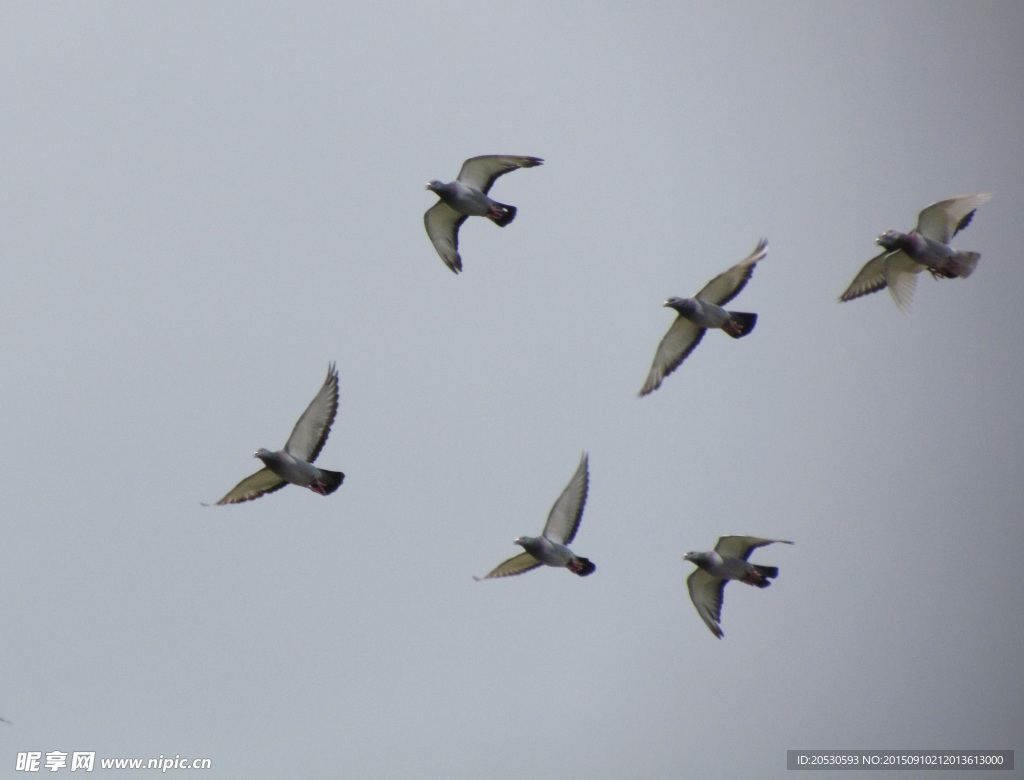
[424,154,543,274]
[683,536,793,638]
[476,454,595,579]
[209,363,344,505]
[639,238,767,396]
[839,192,993,312]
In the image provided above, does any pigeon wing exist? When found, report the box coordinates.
[456,155,543,194]
[840,251,890,303]
[639,317,705,396]
[476,551,542,580]
[916,192,992,244]
[714,536,794,561]
[882,251,925,313]
[424,201,468,274]
[687,568,726,638]
[213,467,288,505]
[283,363,339,462]
[542,453,589,544]
[694,237,768,306]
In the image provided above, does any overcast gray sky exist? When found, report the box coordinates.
[2,2,1022,778]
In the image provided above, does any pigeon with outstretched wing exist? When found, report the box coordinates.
[424,154,543,274]
[477,453,595,579]
[209,363,344,505]
[840,192,992,312]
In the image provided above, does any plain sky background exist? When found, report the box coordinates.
[2,2,1022,778]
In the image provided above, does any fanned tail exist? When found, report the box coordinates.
[952,251,980,279]
[724,312,757,338]
[745,564,778,588]
[487,202,517,227]
[568,557,596,576]
[313,470,345,496]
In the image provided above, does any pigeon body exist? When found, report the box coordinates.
[513,535,596,575]
[476,453,595,579]
[424,154,543,274]
[254,447,344,497]
[683,536,793,638]
[840,192,992,312]
[210,363,344,505]
[640,238,766,396]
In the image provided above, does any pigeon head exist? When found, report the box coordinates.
[876,230,907,251]
[426,180,446,193]
[254,448,277,464]
[683,551,711,569]
[515,536,541,555]
[665,297,697,315]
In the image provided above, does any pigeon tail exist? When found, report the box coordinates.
[568,557,596,576]
[951,251,980,279]
[723,312,757,338]
[743,564,778,587]
[487,202,517,227]
[310,470,345,496]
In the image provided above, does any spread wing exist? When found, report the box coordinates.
[714,536,793,560]
[541,453,589,544]
[839,250,923,312]
[456,155,543,194]
[687,568,726,638]
[638,317,705,396]
[211,467,287,505]
[883,252,924,313]
[916,192,992,244]
[476,552,542,580]
[695,237,768,306]
[424,201,467,274]
[284,363,339,462]
[840,251,889,303]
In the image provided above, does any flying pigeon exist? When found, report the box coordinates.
[639,238,767,396]
[424,154,543,274]
[683,536,793,638]
[208,363,344,505]
[839,192,993,312]
[476,453,595,579]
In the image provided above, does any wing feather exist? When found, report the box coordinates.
[714,535,793,560]
[883,252,923,313]
[840,251,890,303]
[456,155,543,194]
[639,317,705,396]
[424,201,467,273]
[213,467,287,505]
[541,453,589,544]
[477,552,542,580]
[695,237,767,306]
[687,569,726,638]
[916,192,992,244]
[284,363,339,462]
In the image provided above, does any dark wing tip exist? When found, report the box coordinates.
[953,208,977,237]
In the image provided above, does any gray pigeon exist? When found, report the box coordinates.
[839,192,993,312]
[209,363,344,505]
[639,238,767,396]
[424,154,543,274]
[476,453,595,579]
[683,536,793,638]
